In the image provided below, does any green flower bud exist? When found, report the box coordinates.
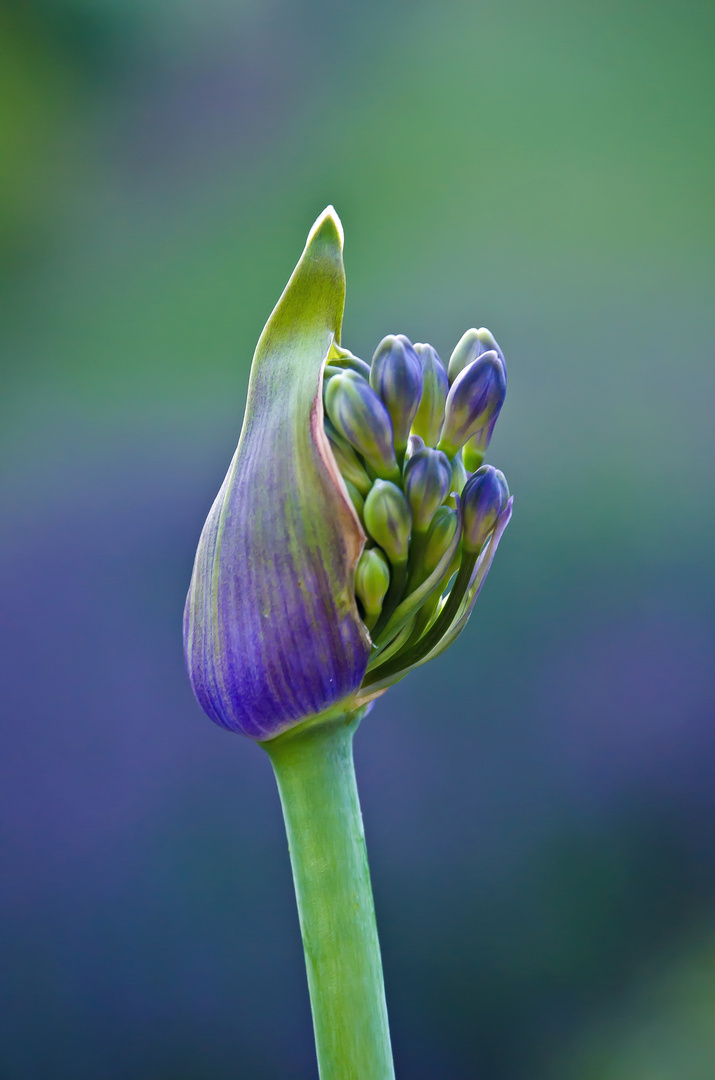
[411,342,449,446]
[355,547,391,628]
[363,480,412,565]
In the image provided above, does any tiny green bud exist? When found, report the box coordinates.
[363,480,412,565]
[411,343,449,446]
[355,546,391,627]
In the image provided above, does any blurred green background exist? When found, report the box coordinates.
[1,1,714,1077]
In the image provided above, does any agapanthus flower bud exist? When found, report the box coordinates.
[355,547,391,629]
[437,351,507,459]
[325,369,400,482]
[363,480,411,565]
[369,335,423,459]
[410,343,449,447]
[403,447,452,533]
[447,326,505,383]
[461,465,510,554]
[184,207,513,741]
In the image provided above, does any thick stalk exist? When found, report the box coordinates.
[262,711,395,1080]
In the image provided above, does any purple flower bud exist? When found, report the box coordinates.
[403,447,452,532]
[363,480,412,565]
[369,335,423,457]
[325,369,400,482]
[461,465,510,554]
[447,326,506,383]
[437,351,507,459]
[411,343,449,447]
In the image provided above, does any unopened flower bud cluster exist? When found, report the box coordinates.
[323,330,509,641]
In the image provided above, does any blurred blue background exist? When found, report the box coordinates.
[1,1,714,1077]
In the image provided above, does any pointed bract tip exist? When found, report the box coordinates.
[307,205,344,250]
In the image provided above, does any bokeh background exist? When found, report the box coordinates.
[2,1,714,1077]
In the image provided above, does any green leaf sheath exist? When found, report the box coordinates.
[263,712,395,1080]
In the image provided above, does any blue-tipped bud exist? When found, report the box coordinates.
[447,326,506,383]
[355,546,391,627]
[325,422,373,496]
[423,506,460,578]
[461,465,510,555]
[325,369,400,482]
[411,343,449,447]
[403,447,453,532]
[437,351,507,459]
[370,335,424,457]
[363,480,412,565]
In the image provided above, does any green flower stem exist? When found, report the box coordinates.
[262,711,395,1080]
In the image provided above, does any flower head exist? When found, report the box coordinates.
[184,209,512,739]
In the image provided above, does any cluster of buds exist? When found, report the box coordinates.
[184,209,512,740]
[323,327,510,692]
